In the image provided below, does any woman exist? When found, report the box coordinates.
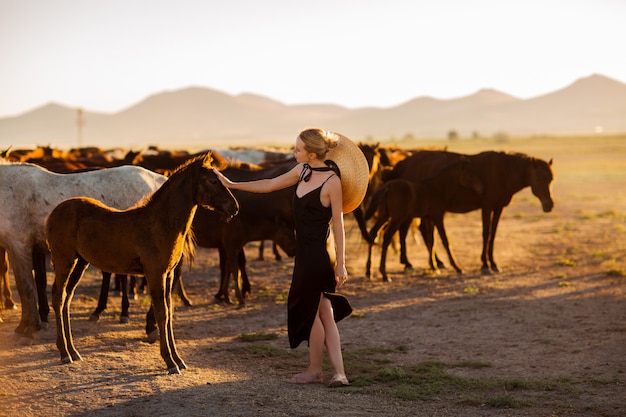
[213,128,352,387]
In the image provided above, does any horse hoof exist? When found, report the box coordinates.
[481,267,492,275]
[142,329,159,344]
[382,276,392,283]
[61,356,73,364]
[168,366,181,375]
[71,352,83,361]
[119,316,130,324]
[178,361,188,370]
[40,321,49,331]
[89,314,100,322]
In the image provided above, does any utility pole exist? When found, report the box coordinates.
[77,107,84,147]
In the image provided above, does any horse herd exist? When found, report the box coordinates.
[0,143,555,373]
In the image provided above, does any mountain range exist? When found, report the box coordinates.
[1,73,625,150]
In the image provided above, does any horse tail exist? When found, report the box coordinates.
[364,185,388,221]
[352,206,374,244]
[182,228,197,267]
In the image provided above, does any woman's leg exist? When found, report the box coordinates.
[318,296,348,383]
[289,295,325,383]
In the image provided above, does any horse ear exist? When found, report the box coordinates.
[549,158,553,166]
[208,150,229,170]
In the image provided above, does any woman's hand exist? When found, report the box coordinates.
[213,167,233,188]
[335,265,348,288]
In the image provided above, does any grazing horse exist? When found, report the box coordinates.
[364,158,484,281]
[0,159,168,338]
[46,153,239,374]
[387,150,555,274]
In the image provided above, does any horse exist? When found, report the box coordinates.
[201,162,297,304]
[0,158,168,338]
[46,153,239,374]
[385,150,555,274]
[364,157,484,281]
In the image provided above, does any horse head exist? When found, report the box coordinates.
[196,153,239,219]
[529,158,554,212]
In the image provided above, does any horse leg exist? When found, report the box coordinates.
[32,247,50,327]
[258,240,265,261]
[433,215,464,274]
[172,262,192,306]
[365,240,374,280]
[487,207,503,273]
[366,216,388,279]
[272,242,282,261]
[419,219,441,273]
[119,275,130,324]
[0,247,16,310]
[143,304,158,343]
[229,249,246,306]
[165,272,186,370]
[9,248,40,337]
[147,275,180,374]
[380,222,400,283]
[214,247,230,303]
[419,218,445,269]
[90,271,112,321]
[480,209,494,274]
[398,219,414,271]
[52,257,88,363]
[238,249,251,299]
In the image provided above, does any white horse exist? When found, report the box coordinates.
[0,159,167,340]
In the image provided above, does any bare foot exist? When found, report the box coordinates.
[288,371,323,384]
[328,374,350,388]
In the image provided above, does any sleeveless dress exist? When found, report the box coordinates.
[288,169,353,349]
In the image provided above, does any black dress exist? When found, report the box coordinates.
[288,171,353,349]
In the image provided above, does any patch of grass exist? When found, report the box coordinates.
[606,268,626,277]
[450,361,491,369]
[484,395,529,408]
[601,260,626,277]
[274,292,288,305]
[230,343,303,358]
[237,331,279,342]
[335,348,581,409]
[555,258,576,267]
[350,310,367,318]
[463,286,479,294]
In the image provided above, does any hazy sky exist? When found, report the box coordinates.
[1,0,624,118]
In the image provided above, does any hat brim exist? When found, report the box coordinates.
[326,132,369,213]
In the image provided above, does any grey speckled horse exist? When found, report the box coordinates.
[0,158,167,340]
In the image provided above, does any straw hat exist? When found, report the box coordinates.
[326,132,369,213]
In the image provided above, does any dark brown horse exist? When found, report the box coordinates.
[365,157,484,281]
[386,150,555,274]
[204,162,297,305]
[45,153,239,374]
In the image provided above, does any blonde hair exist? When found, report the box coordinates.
[298,128,339,160]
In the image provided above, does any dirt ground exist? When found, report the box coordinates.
[0,137,624,417]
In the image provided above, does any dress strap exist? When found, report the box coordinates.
[299,163,333,183]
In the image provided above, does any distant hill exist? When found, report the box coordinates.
[1,73,625,150]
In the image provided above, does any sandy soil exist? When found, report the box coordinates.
[0,138,624,417]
